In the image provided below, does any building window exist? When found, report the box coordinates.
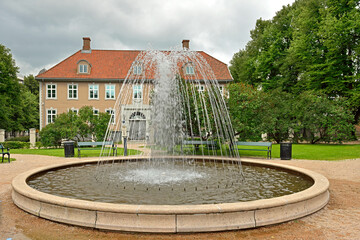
[105,84,115,99]
[106,108,115,124]
[46,108,57,124]
[133,64,142,75]
[218,86,224,96]
[185,65,195,75]
[69,108,78,114]
[46,83,57,99]
[89,84,99,99]
[133,85,142,99]
[196,85,205,92]
[79,64,88,73]
[68,83,78,99]
[77,60,91,74]
[93,108,99,116]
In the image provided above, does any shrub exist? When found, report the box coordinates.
[6,136,30,142]
[1,141,30,149]
[35,141,42,149]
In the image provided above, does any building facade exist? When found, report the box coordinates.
[36,37,233,141]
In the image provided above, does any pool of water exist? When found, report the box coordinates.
[27,159,314,205]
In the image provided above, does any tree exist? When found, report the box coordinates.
[293,91,354,143]
[39,123,62,147]
[229,18,271,86]
[230,0,360,125]
[39,111,79,147]
[23,74,39,96]
[261,89,295,143]
[39,106,112,147]
[226,82,264,141]
[0,44,21,131]
[18,90,39,130]
[93,112,111,141]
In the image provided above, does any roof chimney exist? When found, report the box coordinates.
[82,37,91,52]
[182,40,190,50]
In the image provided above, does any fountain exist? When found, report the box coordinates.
[12,46,329,233]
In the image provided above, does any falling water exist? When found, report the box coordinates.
[96,45,243,193]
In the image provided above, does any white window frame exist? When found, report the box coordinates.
[105,84,115,100]
[185,65,195,75]
[93,108,99,116]
[67,83,78,100]
[46,108,57,124]
[218,85,224,96]
[79,64,88,73]
[69,108,78,115]
[133,64,142,75]
[196,85,205,92]
[105,108,115,124]
[46,83,57,99]
[133,85,143,100]
[89,84,99,100]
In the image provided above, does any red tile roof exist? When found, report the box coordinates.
[36,49,232,81]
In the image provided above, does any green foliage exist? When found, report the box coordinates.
[18,90,39,130]
[180,80,203,137]
[230,0,360,123]
[261,89,295,143]
[93,112,111,141]
[180,79,232,142]
[0,44,20,131]
[293,92,355,143]
[39,106,111,147]
[227,84,295,143]
[227,83,354,143]
[226,82,264,141]
[1,141,30,149]
[23,74,39,96]
[39,123,63,147]
[0,45,39,131]
[6,136,30,142]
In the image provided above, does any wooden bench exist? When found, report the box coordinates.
[77,141,117,158]
[234,141,272,159]
[181,140,219,152]
[1,144,10,163]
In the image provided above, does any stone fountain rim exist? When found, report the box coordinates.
[12,156,329,215]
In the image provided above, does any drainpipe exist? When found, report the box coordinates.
[39,79,43,130]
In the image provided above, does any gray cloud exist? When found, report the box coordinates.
[0,0,295,76]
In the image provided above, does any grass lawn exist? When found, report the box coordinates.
[182,143,360,161]
[11,147,142,158]
[0,157,16,163]
[239,144,360,160]
[6,143,360,160]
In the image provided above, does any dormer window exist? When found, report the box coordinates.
[77,60,91,74]
[184,63,195,75]
[133,62,142,75]
[79,64,88,73]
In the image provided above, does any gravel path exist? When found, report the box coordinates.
[0,152,359,240]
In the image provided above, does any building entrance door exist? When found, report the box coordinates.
[129,112,146,140]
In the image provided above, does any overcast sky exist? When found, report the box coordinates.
[0,0,295,77]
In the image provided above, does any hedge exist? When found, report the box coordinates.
[1,141,30,149]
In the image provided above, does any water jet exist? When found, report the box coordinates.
[12,46,329,232]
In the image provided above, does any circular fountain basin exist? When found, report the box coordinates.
[12,156,329,233]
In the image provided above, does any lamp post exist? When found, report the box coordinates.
[122,120,128,156]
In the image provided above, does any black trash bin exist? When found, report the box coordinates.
[63,141,74,157]
[280,142,292,160]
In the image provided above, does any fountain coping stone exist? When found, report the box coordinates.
[12,156,329,233]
